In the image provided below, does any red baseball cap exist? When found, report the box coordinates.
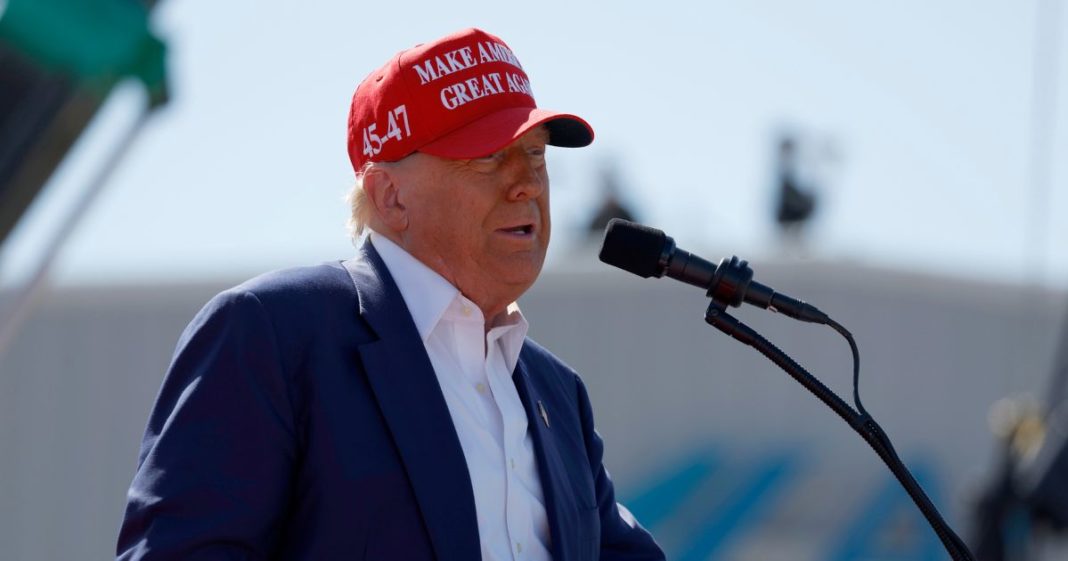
[346,28,594,172]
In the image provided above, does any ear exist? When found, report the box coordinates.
[362,165,409,233]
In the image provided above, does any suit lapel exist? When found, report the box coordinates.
[343,244,480,561]
[512,353,581,561]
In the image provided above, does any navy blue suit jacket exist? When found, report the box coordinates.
[117,243,664,560]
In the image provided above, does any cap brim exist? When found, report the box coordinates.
[419,107,594,159]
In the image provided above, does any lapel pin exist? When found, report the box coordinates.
[537,400,550,428]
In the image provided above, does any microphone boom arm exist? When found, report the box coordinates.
[704,299,975,561]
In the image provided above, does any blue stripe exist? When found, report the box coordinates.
[827,461,943,561]
[677,452,800,561]
[623,451,718,531]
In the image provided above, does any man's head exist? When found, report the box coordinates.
[345,28,594,319]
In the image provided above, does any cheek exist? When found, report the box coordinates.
[412,183,466,229]
[433,195,490,252]
[539,181,551,231]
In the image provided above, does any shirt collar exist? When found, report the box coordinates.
[367,230,530,366]
[490,302,529,374]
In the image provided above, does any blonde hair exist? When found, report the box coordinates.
[344,162,375,243]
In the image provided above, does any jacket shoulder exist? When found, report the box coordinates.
[230,261,353,301]
[210,261,354,316]
[194,261,369,353]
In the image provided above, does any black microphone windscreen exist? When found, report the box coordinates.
[598,219,668,278]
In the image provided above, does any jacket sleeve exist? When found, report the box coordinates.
[574,375,667,561]
[116,290,298,560]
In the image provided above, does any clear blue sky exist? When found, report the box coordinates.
[2,0,1066,288]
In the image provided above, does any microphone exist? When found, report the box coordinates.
[598,219,829,324]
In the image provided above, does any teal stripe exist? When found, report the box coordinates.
[624,452,718,531]
[677,453,799,561]
[827,462,943,561]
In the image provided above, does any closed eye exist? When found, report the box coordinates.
[473,150,505,164]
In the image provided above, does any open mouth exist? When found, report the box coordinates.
[498,224,535,235]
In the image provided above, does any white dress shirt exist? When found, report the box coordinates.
[369,231,552,561]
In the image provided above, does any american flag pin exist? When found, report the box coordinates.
[537,400,550,428]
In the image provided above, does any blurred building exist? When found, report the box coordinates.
[2,250,1066,560]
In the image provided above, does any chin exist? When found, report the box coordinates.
[496,262,543,291]
[500,269,540,290]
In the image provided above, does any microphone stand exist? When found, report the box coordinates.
[704,296,976,561]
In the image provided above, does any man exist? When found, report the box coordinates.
[117,28,664,561]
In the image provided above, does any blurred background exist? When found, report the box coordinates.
[2,0,1067,560]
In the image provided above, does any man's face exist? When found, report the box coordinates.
[391,126,551,318]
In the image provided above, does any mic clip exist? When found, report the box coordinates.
[706,256,754,308]
[706,256,828,325]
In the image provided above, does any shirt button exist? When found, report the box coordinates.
[510,458,516,469]
[461,305,472,317]
[476,383,487,394]
[516,542,523,553]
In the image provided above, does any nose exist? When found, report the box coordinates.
[502,149,546,201]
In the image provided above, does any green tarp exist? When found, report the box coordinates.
[0,0,167,102]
